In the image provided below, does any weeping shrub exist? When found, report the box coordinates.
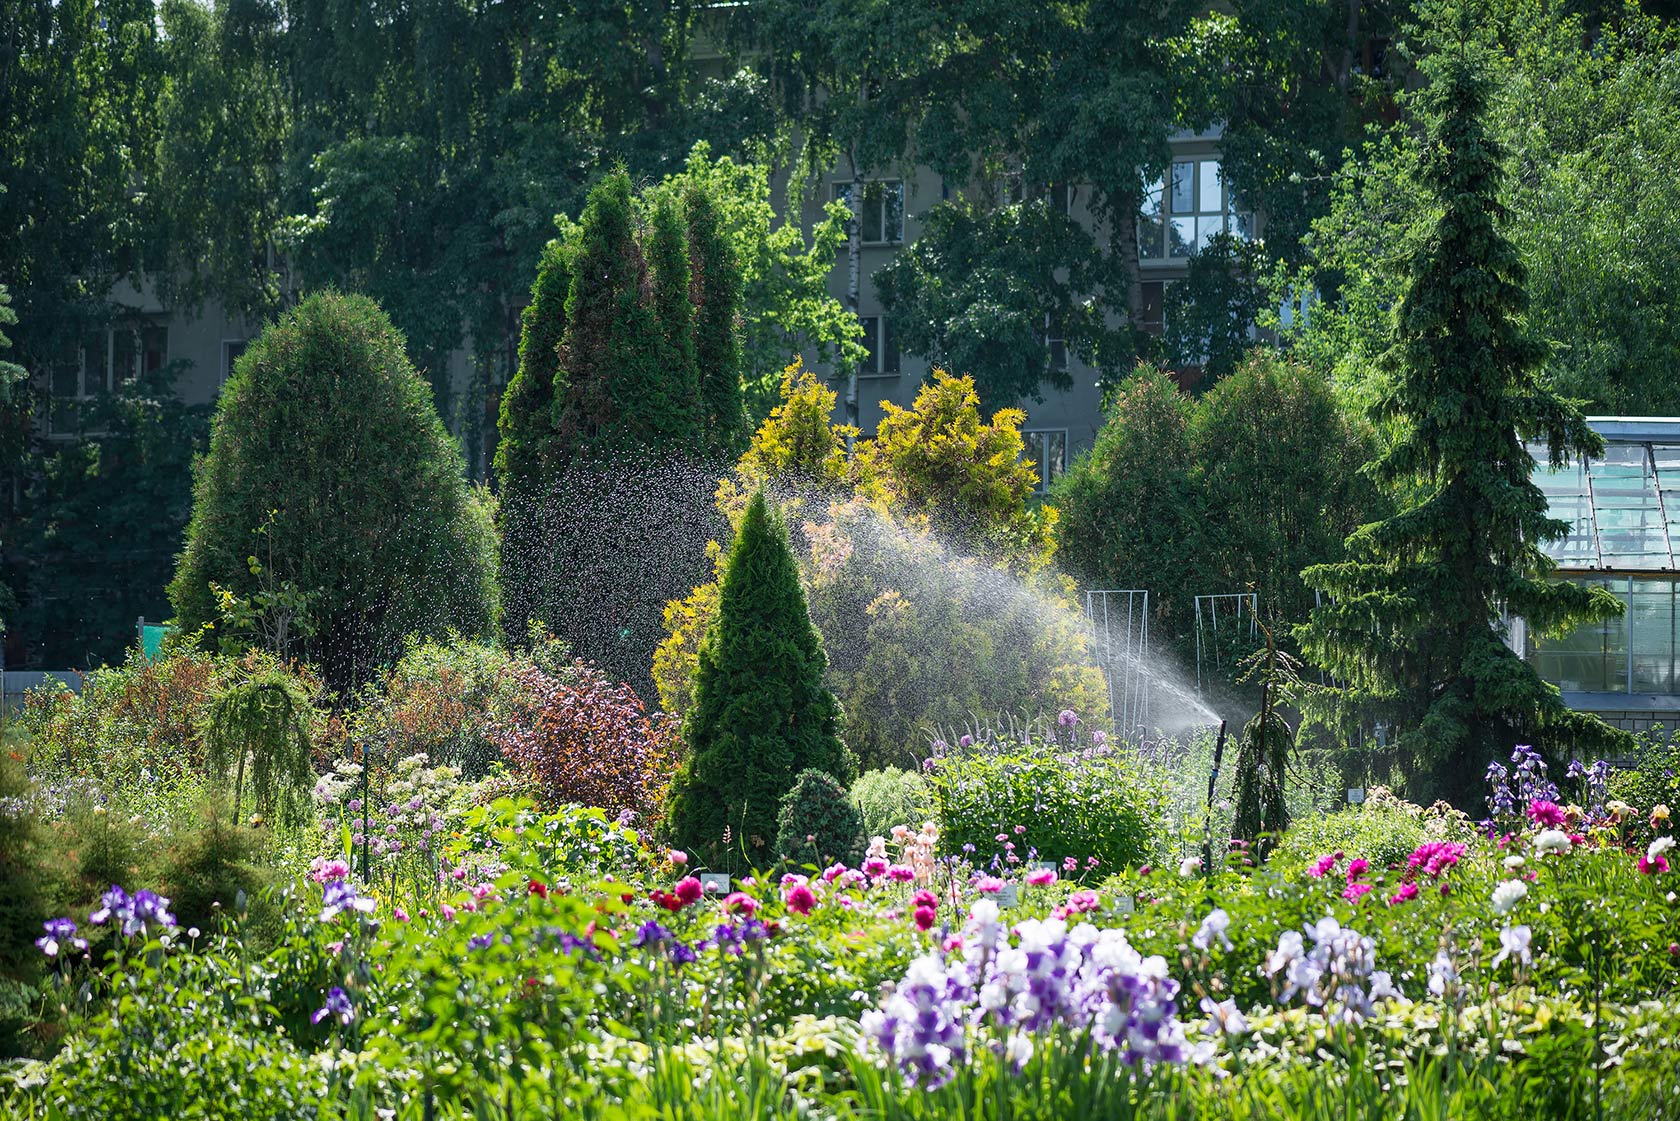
[851,767,933,841]
[203,670,314,823]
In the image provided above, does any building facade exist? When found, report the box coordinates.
[1527,417,1680,733]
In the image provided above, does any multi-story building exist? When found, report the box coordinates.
[798,126,1247,494]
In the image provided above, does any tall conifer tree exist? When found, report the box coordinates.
[1298,7,1628,807]
[648,194,702,442]
[685,184,746,457]
[667,489,855,872]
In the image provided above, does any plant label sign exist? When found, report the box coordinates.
[997,884,1020,909]
[700,872,731,895]
[1347,787,1366,805]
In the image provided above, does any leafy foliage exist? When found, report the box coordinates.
[874,199,1128,409]
[926,732,1165,878]
[1297,17,1630,805]
[667,490,855,872]
[203,670,314,824]
[488,660,680,826]
[1056,356,1380,662]
[168,292,499,687]
[775,767,866,869]
[658,369,1105,771]
[851,767,934,842]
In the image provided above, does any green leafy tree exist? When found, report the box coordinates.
[874,199,1129,411]
[1160,234,1269,388]
[0,285,24,401]
[639,143,862,427]
[1052,369,1198,630]
[554,172,694,456]
[667,489,855,872]
[659,369,1107,771]
[4,367,208,667]
[1297,12,1629,806]
[1295,4,1680,415]
[774,767,866,869]
[169,292,498,686]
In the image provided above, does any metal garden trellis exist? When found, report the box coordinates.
[1084,589,1151,741]
[1193,592,1259,697]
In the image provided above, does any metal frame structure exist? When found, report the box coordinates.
[1193,592,1258,697]
[1085,589,1151,740]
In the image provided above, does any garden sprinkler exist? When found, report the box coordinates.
[1202,720,1228,876]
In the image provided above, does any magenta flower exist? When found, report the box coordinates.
[1387,883,1419,906]
[862,857,889,878]
[1638,854,1670,875]
[1308,854,1339,879]
[1342,882,1374,902]
[784,885,817,915]
[1406,841,1467,879]
[1025,868,1057,887]
[913,905,938,931]
[674,877,704,907]
[975,876,1004,894]
[886,864,917,884]
[723,891,758,915]
[1345,858,1370,883]
[1068,890,1100,912]
[1528,800,1567,829]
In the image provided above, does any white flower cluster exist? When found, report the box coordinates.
[1262,917,1400,1023]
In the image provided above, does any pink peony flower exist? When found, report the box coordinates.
[784,885,817,915]
[862,857,889,878]
[1407,841,1466,879]
[667,849,688,866]
[1068,890,1101,913]
[1026,868,1057,887]
[1387,883,1419,906]
[1346,858,1370,883]
[822,863,848,883]
[1528,800,1567,829]
[723,891,758,915]
[1638,854,1670,875]
[674,877,704,906]
[1308,853,1339,879]
[975,876,1004,894]
[1342,882,1374,902]
[886,864,917,884]
[912,889,938,909]
[912,905,937,931]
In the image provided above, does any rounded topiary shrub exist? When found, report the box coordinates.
[169,292,498,685]
[851,766,933,841]
[775,768,866,870]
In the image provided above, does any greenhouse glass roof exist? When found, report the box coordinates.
[1531,418,1680,572]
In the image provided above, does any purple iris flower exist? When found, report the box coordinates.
[36,917,87,957]
[311,986,355,1026]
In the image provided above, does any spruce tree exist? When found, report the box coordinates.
[1298,13,1627,807]
[667,489,855,872]
[685,183,746,457]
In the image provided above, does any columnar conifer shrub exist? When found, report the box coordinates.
[684,183,746,456]
[495,172,738,693]
[169,292,498,685]
[488,660,680,825]
[667,490,855,871]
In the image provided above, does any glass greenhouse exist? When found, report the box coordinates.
[1527,418,1680,731]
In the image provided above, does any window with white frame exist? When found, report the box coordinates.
[832,180,904,244]
[1137,158,1252,262]
[45,321,167,435]
[857,316,900,375]
[1023,429,1067,494]
[1136,280,1169,336]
